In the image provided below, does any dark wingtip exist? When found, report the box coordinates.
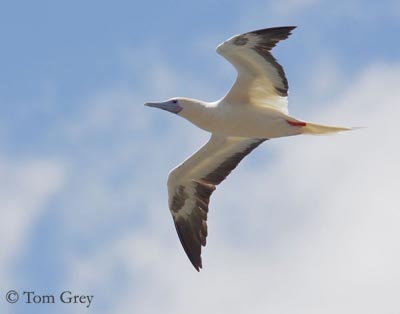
[191,255,202,272]
[250,26,297,39]
[286,26,297,34]
[277,26,297,31]
[188,257,202,272]
[194,264,201,272]
[174,218,204,272]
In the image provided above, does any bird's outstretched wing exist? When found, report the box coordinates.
[167,135,266,271]
[216,26,296,114]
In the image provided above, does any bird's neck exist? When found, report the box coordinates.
[180,98,217,132]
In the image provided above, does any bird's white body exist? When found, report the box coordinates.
[180,99,302,139]
[145,27,352,271]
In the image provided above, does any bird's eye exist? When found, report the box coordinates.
[172,99,178,104]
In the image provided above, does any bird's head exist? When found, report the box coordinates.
[144,98,183,114]
[144,97,208,119]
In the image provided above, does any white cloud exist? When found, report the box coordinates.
[63,61,400,314]
[0,157,65,313]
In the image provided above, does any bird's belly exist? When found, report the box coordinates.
[207,107,301,139]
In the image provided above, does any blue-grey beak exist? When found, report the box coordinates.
[144,100,182,114]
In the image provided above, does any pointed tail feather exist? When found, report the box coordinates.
[301,122,353,135]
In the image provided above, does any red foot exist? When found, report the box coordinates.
[286,119,307,127]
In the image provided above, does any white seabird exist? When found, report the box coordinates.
[145,26,351,271]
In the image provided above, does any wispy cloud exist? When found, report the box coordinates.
[0,157,65,312]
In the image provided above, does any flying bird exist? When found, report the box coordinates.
[145,26,351,271]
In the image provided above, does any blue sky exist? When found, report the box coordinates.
[1,1,400,313]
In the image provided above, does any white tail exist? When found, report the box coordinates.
[302,122,352,135]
